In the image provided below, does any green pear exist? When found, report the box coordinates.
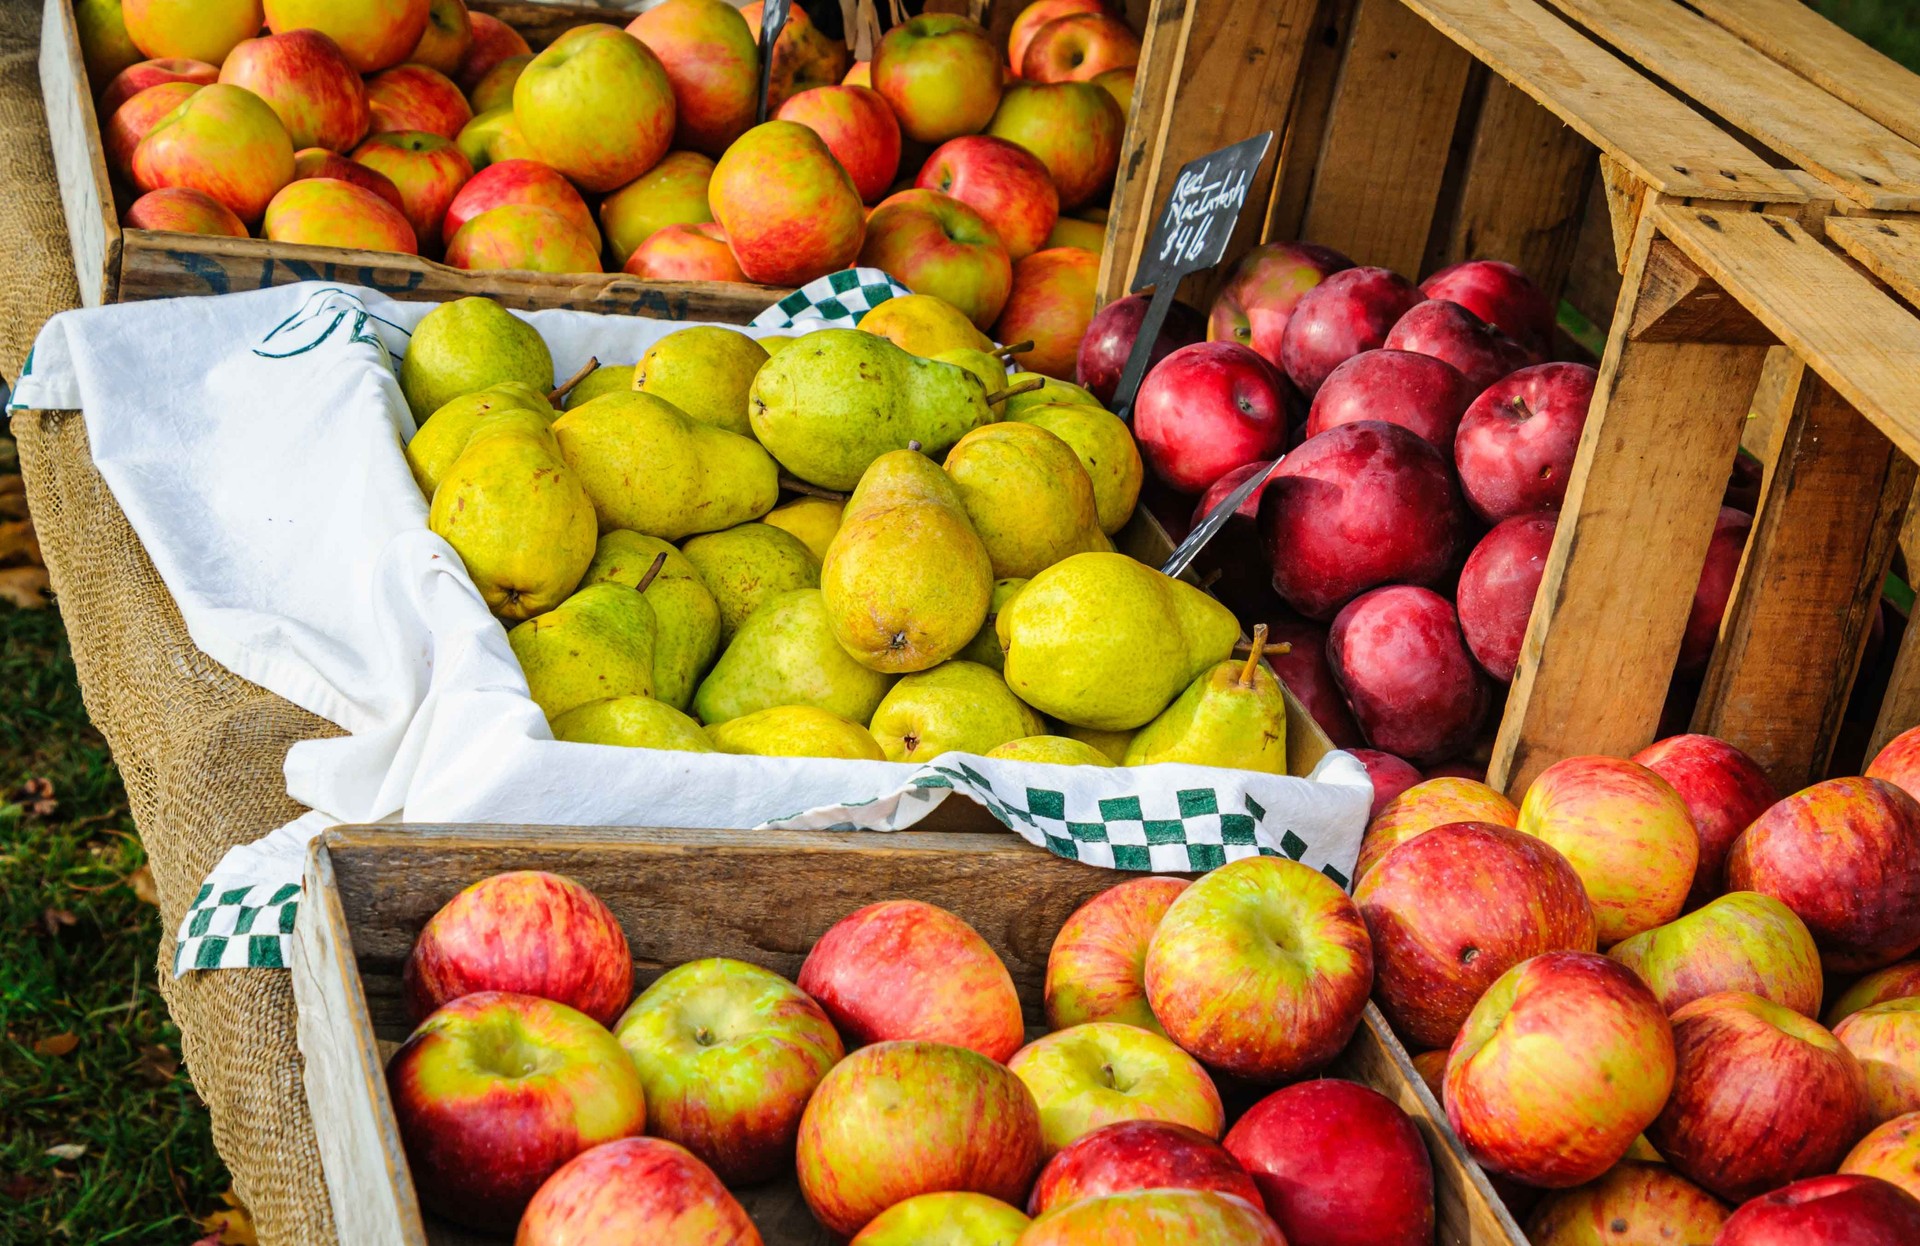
[707,706,886,760]
[747,329,994,490]
[956,578,1027,671]
[760,335,795,355]
[1061,722,1136,764]
[692,588,894,726]
[943,422,1109,578]
[933,347,1008,398]
[1125,625,1289,773]
[987,735,1116,766]
[680,522,821,644]
[508,579,658,720]
[868,661,1045,763]
[429,430,597,620]
[407,382,556,497]
[551,696,715,752]
[999,552,1239,731]
[762,496,843,564]
[581,532,720,711]
[564,364,636,409]
[857,294,994,356]
[1001,375,1101,420]
[635,326,767,436]
[1011,402,1142,535]
[400,296,554,420]
[552,391,779,539]
[821,450,993,673]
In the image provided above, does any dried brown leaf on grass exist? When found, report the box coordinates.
[32,1031,79,1056]
[0,564,50,608]
[126,863,158,906]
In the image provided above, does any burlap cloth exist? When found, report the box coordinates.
[0,0,80,382]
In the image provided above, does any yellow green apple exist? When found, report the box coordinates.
[1009,1022,1224,1157]
[263,0,431,74]
[988,80,1123,209]
[263,176,418,252]
[850,1192,1029,1245]
[598,150,714,266]
[514,24,676,193]
[872,13,1003,145]
[122,0,260,65]
[1609,891,1823,1018]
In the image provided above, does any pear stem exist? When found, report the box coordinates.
[991,340,1036,361]
[779,475,849,503]
[984,377,1046,405]
[1232,638,1293,657]
[549,357,600,405]
[634,551,668,594]
[1238,624,1269,688]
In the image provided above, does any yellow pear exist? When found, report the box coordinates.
[1125,625,1288,773]
[634,326,767,436]
[692,588,894,726]
[933,347,1008,398]
[707,706,886,760]
[581,532,720,711]
[552,390,779,539]
[943,422,1109,578]
[762,496,844,563]
[857,293,994,356]
[1011,401,1142,535]
[821,450,993,673]
[507,579,657,720]
[760,335,796,355]
[1001,375,1101,420]
[868,661,1045,763]
[987,736,1116,766]
[407,381,555,497]
[551,696,715,752]
[680,522,821,644]
[563,363,636,409]
[956,578,1027,671]
[1061,722,1136,764]
[400,296,554,420]
[428,429,597,621]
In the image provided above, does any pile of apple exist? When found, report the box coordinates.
[81,0,1129,370]
[1094,244,1756,784]
[384,854,1431,1246]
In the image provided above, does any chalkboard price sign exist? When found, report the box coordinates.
[756,0,793,123]
[1108,131,1275,418]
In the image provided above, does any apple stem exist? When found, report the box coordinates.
[1238,624,1269,687]
[984,378,1046,405]
[548,356,600,405]
[991,340,1036,360]
[634,551,668,594]
[778,474,849,503]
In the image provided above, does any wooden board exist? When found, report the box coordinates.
[1826,217,1920,310]
[1540,0,1920,212]
[1872,494,1920,757]
[1262,0,1357,245]
[1395,0,1803,206]
[39,0,118,307]
[296,824,1527,1246]
[1689,0,1920,149]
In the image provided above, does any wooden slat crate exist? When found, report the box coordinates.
[293,823,1530,1246]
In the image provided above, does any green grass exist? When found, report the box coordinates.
[1807,0,1920,73]
[0,594,229,1243]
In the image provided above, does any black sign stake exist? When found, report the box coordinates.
[756,0,793,125]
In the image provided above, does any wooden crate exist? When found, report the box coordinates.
[293,823,1530,1246]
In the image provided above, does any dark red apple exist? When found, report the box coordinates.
[1454,362,1596,523]
[1383,299,1536,396]
[1223,1079,1434,1246]
[1351,748,1422,820]
[1677,507,1751,674]
[1328,585,1489,765]
[1279,266,1422,396]
[1259,419,1465,619]
[1303,348,1473,450]
[1075,292,1207,406]
[1725,452,1763,514]
[1632,734,1777,910]
[1028,1120,1263,1217]
[1189,459,1277,528]
[1207,240,1353,369]
[1456,512,1557,682]
[1716,1174,1920,1246]
[1134,341,1291,494]
[1421,260,1554,356]
[1263,618,1364,750]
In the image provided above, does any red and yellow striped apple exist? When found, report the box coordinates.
[1836,997,1920,1125]
[352,129,472,251]
[105,80,202,181]
[628,0,758,157]
[124,186,248,236]
[407,0,471,78]
[994,246,1100,379]
[1608,891,1822,1017]
[1020,12,1139,83]
[446,204,602,272]
[262,177,417,252]
[1826,959,1920,1027]
[1632,733,1776,909]
[1043,875,1188,1034]
[366,64,471,141]
[777,84,902,205]
[599,150,714,266]
[988,80,1122,209]
[1841,1109,1920,1201]
[219,31,370,153]
[458,12,530,91]
[1009,1022,1223,1156]
[515,1137,760,1246]
[710,120,865,286]
[624,222,747,281]
[1020,1189,1285,1246]
[1008,1,1109,77]
[100,56,216,116]
[1356,776,1518,882]
[292,147,404,210]
[1030,1121,1260,1217]
[132,83,295,224]
[443,159,596,248]
[917,135,1059,261]
[861,189,1013,330]
[1524,1162,1727,1245]
[1714,1173,1920,1246]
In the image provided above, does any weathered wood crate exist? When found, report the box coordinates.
[293,822,1530,1246]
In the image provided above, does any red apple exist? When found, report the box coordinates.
[1632,733,1777,910]
[1133,342,1289,494]
[1718,1173,1920,1246]
[1357,776,1520,883]
[1009,1022,1224,1156]
[1328,586,1489,765]
[457,11,530,91]
[123,185,248,236]
[1384,298,1536,395]
[1021,13,1140,83]
[1836,997,1920,1124]
[100,56,217,116]
[1729,776,1920,973]
[1262,617,1363,749]
[919,134,1059,259]
[1827,961,1920,1028]
[1044,876,1190,1034]
[1447,952,1676,1187]
[779,84,902,205]
[872,14,1003,145]
[1608,891,1823,1018]
[516,1137,760,1246]
[1029,1121,1261,1217]
[1208,241,1351,370]
[262,176,417,252]
[1677,506,1750,673]
[1422,259,1554,356]
[795,1040,1044,1237]
[1009,0,1110,77]
[1525,1162,1729,1245]
[1869,725,1920,802]
[1224,1079,1433,1246]
[1351,747,1423,819]
[987,80,1123,210]
[797,899,1024,1062]
[1454,361,1596,524]
[1078,293,1206,407]
[1021,1189,1285,1246]
[263,0,430,75]
[994,246,1101,380]
[710,119,866,286]
[1304,348,1473,449]
[387,991,646,1231]
[105,81,203,182]
[1259,419,1465,619]
[292,147,405,210]
[627,0,758,157]
[1456,511,1557,682]
[513,24,676,194]
[1648,990,1870,1201]
[1279,266,1422,395]
[219,30,369,152]
[624,221,747,282]
[861,189,1013,329]
[1358,820,1596,1048]
[445,203,602,273]
[1841,1111,1920,1202]
[366,63,471,141]
[353,130,471,252]
[132,82,295,224]
[443,158,596,248]
[406,0,470,77]
[1144,856,1374,1083]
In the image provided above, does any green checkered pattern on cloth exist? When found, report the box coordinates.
[750,268,912,331]
[175,881,302,972]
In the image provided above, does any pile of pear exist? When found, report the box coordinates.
[396,294,1291,775]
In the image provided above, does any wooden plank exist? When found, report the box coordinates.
[1298,0,1477,276]
[1541,0,1920,212]
[1654,204,1920,467]
[1870,493,1920,757]
[1487,220,1769,797]
[1598,154,1645,271]
[1096,0,1191,306]
[40,0,119,308]
[1263,0,1356,245]
[1826,216,1920,310]
[1397,0,1803,205]
[1689,0,1920,149]
[1692,362,1915,792]
[1626,243,1773,345]
[1442,75,1597,301]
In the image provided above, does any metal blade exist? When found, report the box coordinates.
[1161,458,1281,580]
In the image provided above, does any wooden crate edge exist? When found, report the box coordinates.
[39,0,119,308]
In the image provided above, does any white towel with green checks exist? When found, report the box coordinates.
[16,281,1371,975]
